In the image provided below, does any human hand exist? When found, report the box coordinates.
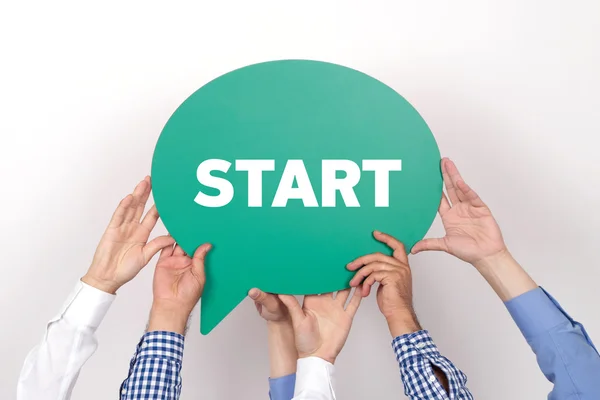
[279,290,361,365]
[347,231,421,337]
[82,177,175,294]
[249,288,298,378]
[411,158,507,269]
[148,243,211,334]
[249,288,290,324]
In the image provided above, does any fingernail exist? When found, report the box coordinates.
[373,230,381,235]
[249,289,258,299]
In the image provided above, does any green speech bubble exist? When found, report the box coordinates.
[151,60,442,334]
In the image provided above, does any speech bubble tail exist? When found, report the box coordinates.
[200,283,249,335]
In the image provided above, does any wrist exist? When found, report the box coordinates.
[386,311,421,338]
[267,318,293,330]
[473,250,538,302]
[148,301,191,335]
[81,273,119,295]
[267,320,297,377]
[472,248,511,273]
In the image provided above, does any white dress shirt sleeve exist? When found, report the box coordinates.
[292,357,336,400]
[17,281,115,400]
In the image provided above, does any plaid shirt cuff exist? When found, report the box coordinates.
[392,330,472,400]
[120,331,185,399]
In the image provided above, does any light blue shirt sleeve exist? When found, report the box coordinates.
[505,287,600,400]
[269,373,296,400]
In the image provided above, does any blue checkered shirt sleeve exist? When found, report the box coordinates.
[120,331,185,400]
[393,330,473,400]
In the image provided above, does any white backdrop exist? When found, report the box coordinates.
[1,1,599,399]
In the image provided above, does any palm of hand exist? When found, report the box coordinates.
[94,222,151,282]
[153,253,203,311]
[85,178,174,293]
[440,202,505,263]
[413,158,508,264]
[295,297,352,361]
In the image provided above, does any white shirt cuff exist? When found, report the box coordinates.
[58,281,115,329]
[294,357,336,399]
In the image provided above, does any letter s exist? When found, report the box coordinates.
[194,159,234,207]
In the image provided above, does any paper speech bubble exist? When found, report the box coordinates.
[151,60,442,334]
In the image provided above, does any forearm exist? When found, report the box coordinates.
[148,300,192,335]
[17,281,114,400]
[387,313,467,398]
[268,321,298,378]
[392,329,473,400]
[120,331,185,400]
[474,250,537,302]
[120,301,189,399]
[292,357,335,400]
[506,287,600,399]
[18,321,97,400]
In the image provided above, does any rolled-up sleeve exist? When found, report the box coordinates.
[393,330,473,399]
[120,331,185,400]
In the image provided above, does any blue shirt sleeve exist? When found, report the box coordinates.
[505,287,600,400]
[268,373,296,400]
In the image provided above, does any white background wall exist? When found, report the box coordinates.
[1,1,599,399]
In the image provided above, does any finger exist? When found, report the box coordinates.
[373,231,408,263]
[335,289,351,305]
[158,242,175,260]
[278,295,305,322]
[456,179,485,207]
[191,243,211,277]
[362,271,389,296]
[410,238,448,254]
[108,194,133,228]
[125,179,147,222]
[134,176,152,222]
[173,244,185,256]
[347,252,401,271]
[302,293,322,309]
[143,235,176,264]
[439,191,451,216]
[345,288,363,318]
[445,158,467,202]
[442,158,460,205]
[362,276,376,297]
[141,205,160,231]
[248,289,281,313]
[349,262,395,287]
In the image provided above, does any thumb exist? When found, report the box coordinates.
[143,235,176,264]
[278,294,305,322]
[249,289,280,313]
[410,238,448,254]
[192,243,212,277]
